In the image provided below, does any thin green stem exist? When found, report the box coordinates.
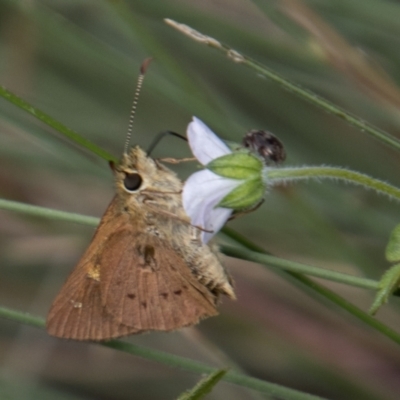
[0,85,116,162]
[165,19,400,153]
[0,306,44,329]
[177,369,227,400]
[287,275,400,346]
[0,198,99,226]
[3,198,400,344]
[0,198,380,291]
[267,166,400,201]
[0,306,326,400]
[221,245,378,290]
[221,228,400,346]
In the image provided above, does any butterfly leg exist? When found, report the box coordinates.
[228,199,264,221]
[142,199,213,239]
[142,199,190,222]
[157,157,196,164]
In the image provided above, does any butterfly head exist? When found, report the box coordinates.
[111,146,181,201]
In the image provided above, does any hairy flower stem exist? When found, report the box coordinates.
[266,166,400,201]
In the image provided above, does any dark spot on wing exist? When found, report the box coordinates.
[174,290,182,296]
[160,292,168,299]
[137,244,157,269]
[127,293,136,300]
[144,245,155,265]
[141,301,147,308]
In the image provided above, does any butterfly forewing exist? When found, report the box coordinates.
[46,263,140,340]
[100,230,218,331]
[46,198,140,340]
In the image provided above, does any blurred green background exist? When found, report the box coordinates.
[1,0,400,399]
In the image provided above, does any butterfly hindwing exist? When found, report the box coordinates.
[99,229,219,331]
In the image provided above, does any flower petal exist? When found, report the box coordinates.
[187,117,231,165]
[202,206,232,244]
[182,169,238,243]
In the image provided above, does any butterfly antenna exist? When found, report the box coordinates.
[147,131,187,156]
[123,57,152,154]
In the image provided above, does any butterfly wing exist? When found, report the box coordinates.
[99,230,219,331]
[46,262,140,340]
[47,196,218,340]
[46,198,140,340]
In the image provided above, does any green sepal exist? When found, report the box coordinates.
[369,263,400,315]
[385,224,400,262]
[218,177,265,210]
[207,152,262,180]
[177,369,228,400]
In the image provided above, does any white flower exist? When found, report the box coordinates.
[182,117,244,243]
[186,117,231,164]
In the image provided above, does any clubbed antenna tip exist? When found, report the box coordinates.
[140,57,153,75]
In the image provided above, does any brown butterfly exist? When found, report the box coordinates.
[46,60,235,341]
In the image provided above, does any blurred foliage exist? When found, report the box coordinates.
[177,369,227,400]
[2,0,400,399]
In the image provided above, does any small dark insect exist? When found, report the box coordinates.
[242,129,286,165]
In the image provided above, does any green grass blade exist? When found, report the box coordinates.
[0,306,327,400]
[177,369,227,400]
[0,85,116,162]
[165,19,400,153]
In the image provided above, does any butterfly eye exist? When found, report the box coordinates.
[123,173,142,192]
